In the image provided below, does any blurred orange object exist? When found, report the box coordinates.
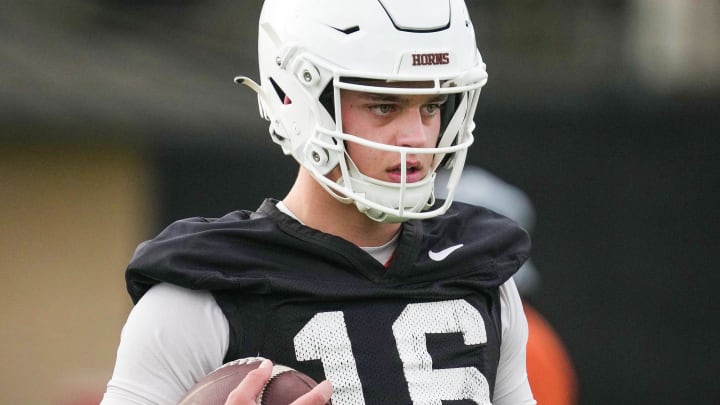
[524,303,579,405]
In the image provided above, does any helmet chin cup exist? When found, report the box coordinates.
[333,159,437,223]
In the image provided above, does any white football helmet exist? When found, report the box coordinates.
[236,0,487,222]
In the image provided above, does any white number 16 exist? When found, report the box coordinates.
[294,299,491,405]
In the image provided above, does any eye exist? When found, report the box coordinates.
[369,104,395,116]
[422,103,443,116]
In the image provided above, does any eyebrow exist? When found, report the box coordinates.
[361,93,401,102]
[358,93,448,104]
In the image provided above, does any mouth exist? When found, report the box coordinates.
[387,161,425,183]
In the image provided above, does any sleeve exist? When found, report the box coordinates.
[100,283,230,405]
[492,278,537,405]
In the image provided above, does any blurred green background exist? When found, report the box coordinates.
[1,1,718,404]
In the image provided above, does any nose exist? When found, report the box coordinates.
[395,108,430,148]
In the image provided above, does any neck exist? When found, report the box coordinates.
[283,168,401,247]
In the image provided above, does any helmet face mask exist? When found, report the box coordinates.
[235,0,487,222]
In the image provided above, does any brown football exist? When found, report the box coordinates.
[177,357,321,405]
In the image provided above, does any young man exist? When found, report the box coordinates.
[101,1,536,404]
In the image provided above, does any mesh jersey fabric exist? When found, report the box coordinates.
[125,199,530,404]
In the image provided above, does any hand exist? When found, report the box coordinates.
[224,359,333,405]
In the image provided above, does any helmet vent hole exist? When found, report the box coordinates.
[318,82,336,120]
[330,25,360,35]
[269,78,288,103]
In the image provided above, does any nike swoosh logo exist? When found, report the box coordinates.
[428,244,465,261]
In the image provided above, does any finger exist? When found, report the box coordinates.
[290,380,333,405]
[225,359,273,405]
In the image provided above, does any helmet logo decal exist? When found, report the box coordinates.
[412,52,450,66]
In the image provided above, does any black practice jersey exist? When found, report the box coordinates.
[126,199,530,404]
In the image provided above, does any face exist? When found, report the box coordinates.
[339,86,447,184]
